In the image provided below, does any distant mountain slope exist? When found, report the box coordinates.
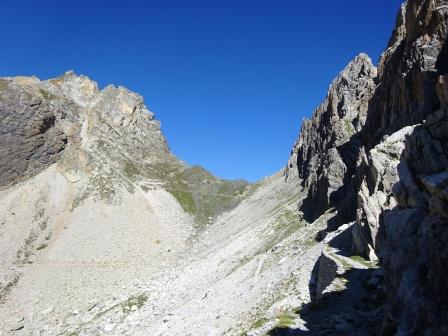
[0,72,250,334]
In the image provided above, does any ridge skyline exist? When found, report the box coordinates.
[0,0,403,181]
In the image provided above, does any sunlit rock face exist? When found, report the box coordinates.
[0,71,170,187]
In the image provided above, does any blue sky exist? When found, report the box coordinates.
[1,0,403,181]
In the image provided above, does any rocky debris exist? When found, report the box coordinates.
[314,247,345,300]
[286,54,377,224]
[8,318,25,331]
[1,171,322,336]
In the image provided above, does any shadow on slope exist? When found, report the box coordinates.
[299,131,364,230]
[270,268,385,336]
[269,227,386,336]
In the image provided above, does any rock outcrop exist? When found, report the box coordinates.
[0,72,170,188]
[0,72,248,222]
[0,76,71,186]
[286,54,377,224]
[356,1,448,334]
[288,0,448,334]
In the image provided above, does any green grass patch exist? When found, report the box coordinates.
[147,161,249,228]
[123,160,140,179]
[0,79,9,91]
[332,254,353,271]
[276,312,295,328]
[350,255,377,268]
[170,188,197,214]
[252,317,268,329]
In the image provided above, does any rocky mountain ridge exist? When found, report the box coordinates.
[0,71,257,335]
[286,53,377,225]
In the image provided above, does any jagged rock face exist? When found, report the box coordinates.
[353,1,448,334]
[288,1,448,334]
[0,77,72,186]
[287,54,376,223]
[0,72,170,188]
[364,0,448,143]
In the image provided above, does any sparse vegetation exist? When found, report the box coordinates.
[36,244,47,251]
[332,253,354,271]
[334,277,348,291]
[88,172,121,205]
[170,187,197,214]
[275,312,295,328]
[0,273,20,303]
[350,255,377,268]
[147,161,249,227]
[0,78,9,91]
[252,317,269,329]
[65,332,79,336]
[343,118,355,136]
[16,208,49,264]
[292,306,301,314]
[121,294,149,313]
[123,160,140,179]
[39,88,57,101]
[71,190,90,210]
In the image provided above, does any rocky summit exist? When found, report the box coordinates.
[1,0,448,335]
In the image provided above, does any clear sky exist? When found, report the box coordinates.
[1,0,403,182]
